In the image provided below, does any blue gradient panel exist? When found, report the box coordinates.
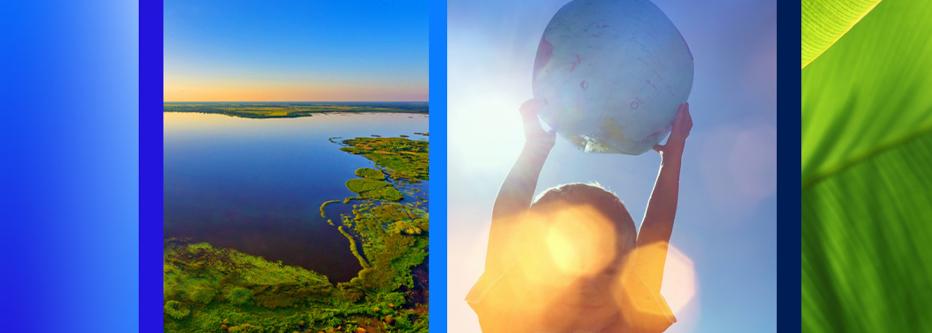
[0,0,139,332]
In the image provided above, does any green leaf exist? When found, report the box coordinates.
[803,0,932,331]
[801,0,881,68]
[802,0,932,186]
[803,135,932,331]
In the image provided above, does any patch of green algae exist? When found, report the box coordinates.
[345,178,403,201]
[340,137,428,182]
[355,167,384,180]
[164,207,428,332]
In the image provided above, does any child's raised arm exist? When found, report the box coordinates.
[486,98,555,273]
[636,103,692,293]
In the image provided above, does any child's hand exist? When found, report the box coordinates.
[653,103,692,158]
[520,98,556,149]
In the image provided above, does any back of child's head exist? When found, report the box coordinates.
[530,183,637,259]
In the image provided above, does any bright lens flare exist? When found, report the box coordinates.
[472,205,698,332]
[660,244,697,314]
[619,242,697,316]
[545,206,617,278]
[477,206,623,331]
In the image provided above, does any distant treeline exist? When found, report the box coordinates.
[164,102,429,119]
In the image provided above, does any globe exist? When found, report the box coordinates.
[532,0,693,155]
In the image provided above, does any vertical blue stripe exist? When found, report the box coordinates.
[429,0,448,330]
[777,0,801,331]
[139,0,163,331]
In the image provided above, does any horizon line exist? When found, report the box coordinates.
[164,100,429,103]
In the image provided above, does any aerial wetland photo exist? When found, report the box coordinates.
[163,102,429,332]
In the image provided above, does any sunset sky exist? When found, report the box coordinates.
[165,0,428,102]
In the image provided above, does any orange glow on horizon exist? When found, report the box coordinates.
[164,76,428,102]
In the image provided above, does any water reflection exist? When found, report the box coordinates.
[164,112,428,282]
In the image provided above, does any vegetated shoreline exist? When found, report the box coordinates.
[163,102,429,119]
[164,134,430,333]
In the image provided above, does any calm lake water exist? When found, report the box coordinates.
[164,112,428,282]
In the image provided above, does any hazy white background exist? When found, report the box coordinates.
[447,0,777,332]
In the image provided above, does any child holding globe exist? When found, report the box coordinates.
[467,99,692,333]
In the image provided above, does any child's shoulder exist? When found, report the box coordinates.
[615,270,677,332]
